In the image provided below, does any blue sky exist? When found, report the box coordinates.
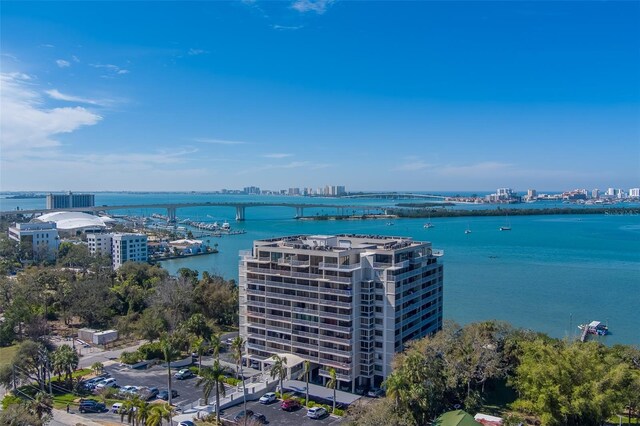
[1,0,638,192]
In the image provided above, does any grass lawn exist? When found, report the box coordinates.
[0,345,18,366]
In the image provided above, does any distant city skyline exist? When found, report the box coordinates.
[1,1,638,191]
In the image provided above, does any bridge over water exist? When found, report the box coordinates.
[343,193,448,200]
[0,201,392,222]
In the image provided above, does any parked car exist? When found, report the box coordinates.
[259,392,276,404]
[174,369,193,380]
[139,386,159,401]
[251,413,267,424]
[95,378,117,390]
[281,399,301,411]
[233,409,254,422]
[249,360,260,369]
[111,402,123,413]
[79,399,106,413]
[119,385,139,396]
[307,406,327,419]
[367,388,385,398]
[177,422,196,426]
[81,374,110,390]
[158,389,179,400]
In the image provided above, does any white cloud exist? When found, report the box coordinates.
[272,24,304,30]
[188,48,208,56]
[90,63,130,75]
[195,138,248,145]
[0,72,102,157]
[56,59,71,68]
[40,44,55,48]
[291,0,335,14]
[72,55,80,63]
[263,153,293,159]
[45,89,112,106]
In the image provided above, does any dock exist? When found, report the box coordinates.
[579,324,589,343]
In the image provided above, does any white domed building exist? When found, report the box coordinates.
[34,211,115,234]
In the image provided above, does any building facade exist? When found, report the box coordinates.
[87,233,113,256]
[110,233,148,270]
[46,192,95,210]
[8,222,60,259]
[239,234,444,392]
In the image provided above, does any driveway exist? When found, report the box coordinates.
[222,398,343,425]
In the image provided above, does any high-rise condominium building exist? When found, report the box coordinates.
[239,234,444,392]
[46,192,95,210]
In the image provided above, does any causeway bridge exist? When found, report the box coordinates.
[0,201,393,222]
[343,193,448,200]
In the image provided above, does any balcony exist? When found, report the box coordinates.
[317,333,352,345]
[318,345,352,357]
[278,258,311,267]
[319,262,361,271]
[291,340,319,351]
[292,329,319,339]
[318,321,352,333]
[247,342,267,351]
[293,306,318,315]
[318,311,351,321]
[265,301,291,311]
[318,275,352,284]
[317,298,352,309]
[319,368,352,381]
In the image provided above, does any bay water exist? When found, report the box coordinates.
[3,193,639,345]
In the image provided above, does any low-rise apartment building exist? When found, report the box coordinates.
[239,234,444,392]
[8,222,60,259]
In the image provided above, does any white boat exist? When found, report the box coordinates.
[424,222,434,229]
[499,212,511,231]
[222,221,231,230]
[578,321,609,336]
[464,224,471,234]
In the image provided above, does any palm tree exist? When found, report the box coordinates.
[326,368,337,413]
[230,336,245,378]
[147,403,173,426]
[30,392,53,422]
[269,354,288,396]
[209,333,221,360]
[196,361,227,424]
[120,397,139,425]
[231,336,248,426]
[91,362,104,376]
[303,360,311,407]
[192,337,208,374]
[160,334,180,424]
[52,344,79,389]
[383,371,409,409]
[135,399,152,426]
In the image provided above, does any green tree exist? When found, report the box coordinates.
[192,337,208,374]
[185,313,211,338]
[196,361,228,424]
[511,339,630,426]
[326,367,337,413]
[269,354,288,396]
[147,402,173,426]
[303,360,311,406]
[209,333,221,360]
[160,334,180,406]
[51,344,79,389]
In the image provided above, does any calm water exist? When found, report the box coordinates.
[3,193,639,345]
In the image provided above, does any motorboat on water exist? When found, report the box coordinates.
[222,221,231,230]
[423,222,434,229]
[578,321,609,336]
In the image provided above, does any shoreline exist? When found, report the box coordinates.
[297,207,639,220]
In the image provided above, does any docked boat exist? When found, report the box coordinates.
[222,221,231,230]
[578,321,609,336]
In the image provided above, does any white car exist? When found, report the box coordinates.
[95,378,117,390]
[120,385,139,394]
[111,402,123,413]
[307,406,327,419]
[259,392,276,404]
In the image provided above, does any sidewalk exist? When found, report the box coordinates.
[51,408,104,426]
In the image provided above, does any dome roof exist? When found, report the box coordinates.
[35,211,112,231]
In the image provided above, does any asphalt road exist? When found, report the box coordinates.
[222,398,343,425]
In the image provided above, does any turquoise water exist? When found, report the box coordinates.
[3,193,639,345]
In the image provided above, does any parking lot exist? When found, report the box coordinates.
[71,363,236,423]
[222,398,343,425]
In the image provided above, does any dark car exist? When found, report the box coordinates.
[158,389,179,400]
[280,399,301,411]
[251,413,267,424]
[140,386,159,401]
[79,399,106,413]
[233,409,254,422]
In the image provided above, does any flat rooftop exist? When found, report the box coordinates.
[255,233,428,252]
